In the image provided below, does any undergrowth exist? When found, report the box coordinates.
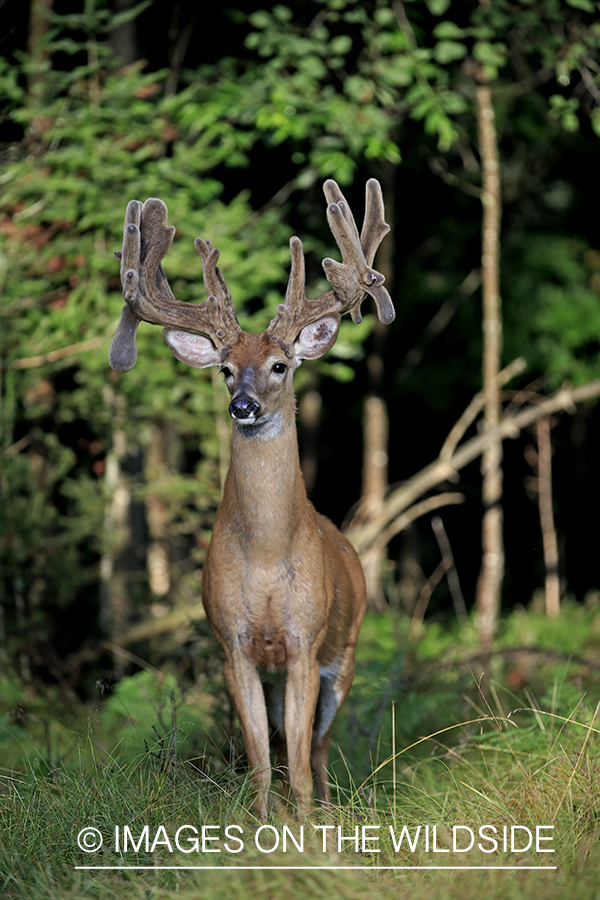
[1,602,600,899]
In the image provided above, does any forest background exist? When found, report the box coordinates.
[2,2,600,895]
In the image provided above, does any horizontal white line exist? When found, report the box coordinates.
[75,865,558,871]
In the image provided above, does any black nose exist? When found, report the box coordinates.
[229,394,260,420]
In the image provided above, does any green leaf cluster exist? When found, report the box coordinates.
[2,0,600,686]
[0,42,293,652]
[505,236,600,387]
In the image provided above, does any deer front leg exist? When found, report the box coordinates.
[223,653,271,821]
[284,656,321,816]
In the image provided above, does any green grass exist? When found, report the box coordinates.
[2,604,600,899]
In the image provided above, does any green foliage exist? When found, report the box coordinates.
[96,669,214,758]
[3,0,600,727]
[504,236,600,386]
[0,57,25,111]
[2,605,600,898]
[0,43,292,651]
[549,94,581,133]
[339,598,600,796]
[0,442,89,609]
[203,4,404,182]
[497,595,600,658]
[0,667,216,772]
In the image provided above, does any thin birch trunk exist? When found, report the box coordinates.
[146,420,171,599]
[100,388,133,680]
[357,164,394,609]
[536,417,560,617]
[361,386,390,610]
[475,82,504,660]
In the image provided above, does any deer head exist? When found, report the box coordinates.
[108,180,395,408]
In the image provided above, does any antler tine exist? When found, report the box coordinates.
[266,236,319,357]
[285,235,306,309]
[322,179,363,259]
[361,179,391,267]
[195,238,242,347]
[108,199,241,373]
[322,179,394,325]
[266,180,395,354]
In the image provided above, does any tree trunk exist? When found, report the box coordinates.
[165,4,197,96]
[298,378,322,497]
[536,417,560,618]
[357,163,395,609]
[474,81,504,661]
[109,0,141,66]
[360,385,389,610]
[27,0,53,99]
[100,420,130,680]
[100,388,145,679]
[146,419,171,600]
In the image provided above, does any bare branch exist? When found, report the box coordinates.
[4,435,31,457]
[439,357,527,461]
[11,336,106,369]
[365,492,465,556]
[349,378,600,555]
[578,65,600,106]
[247,178,298,222]
[66,603,207,671]
[432,514,467,620]
[410,559,450,637]
[495,66,554,99]
[425,153,482,199]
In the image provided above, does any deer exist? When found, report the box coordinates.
[108,179,394,820]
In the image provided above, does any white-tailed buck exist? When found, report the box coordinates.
[108,180,394,819]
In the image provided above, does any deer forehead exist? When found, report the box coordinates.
[225,332,288,370]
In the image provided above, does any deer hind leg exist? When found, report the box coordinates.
[224,654,271,821]
[311,648,358,805]
[311,728,332,806]
[284,656,321,816]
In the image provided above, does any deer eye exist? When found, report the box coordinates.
[271,362,287,376]
[220,366,233,379]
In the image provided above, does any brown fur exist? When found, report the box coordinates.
[201,333,366,820]
[109,181,394,821]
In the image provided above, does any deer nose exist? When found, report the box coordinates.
[229,394,260,420]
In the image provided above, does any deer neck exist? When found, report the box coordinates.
[224,402,308,562]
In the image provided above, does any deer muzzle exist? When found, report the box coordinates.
[229,393,260,421]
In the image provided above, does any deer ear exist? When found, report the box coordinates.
[294,315,341,360]
[163,327,221,368]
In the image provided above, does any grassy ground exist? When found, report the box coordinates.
[2,603,600,899]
